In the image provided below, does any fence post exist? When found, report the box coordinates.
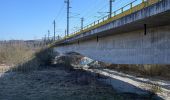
[121,7,124,13]
[143,0,148,7]
[121,7,123,13]
[130,3,133,13]
[114,11,116,16]
[130,2,133,8]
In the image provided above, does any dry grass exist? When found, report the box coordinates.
[0,66,152,100]
[9,47,55,72]
[0,44,36,65]
[106,64,170,80]
[149,83,162,94]
[141,82,162,94]
[0,43,48,72]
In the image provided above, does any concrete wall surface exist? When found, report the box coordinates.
[54,25,170,64]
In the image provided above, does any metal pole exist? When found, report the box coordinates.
[109,0,115,18]
[48,30,50,41]
[44,35,47,45]
[81,17,84,30]
[66,0,70,36]
[53,20,56,41]
[109,0,112,18]
[65,29,67,40]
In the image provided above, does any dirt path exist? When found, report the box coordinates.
[0,66,156,100]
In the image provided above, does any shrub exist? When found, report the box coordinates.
[107,64,170,79]
[35,47,54,65]
[0,44,35,65]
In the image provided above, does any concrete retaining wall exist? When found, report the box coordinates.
[54,25,170,64]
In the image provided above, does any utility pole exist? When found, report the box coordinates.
[58,35,60,40]
[109,0,115,18]
[53,20,56,41]
[44,34,47,45]
[65,29,67,38]
[48,30,50,41]
[81,17,84,30]
[65,29,67,40]
[109,0,112,18]
[65,0,70,36]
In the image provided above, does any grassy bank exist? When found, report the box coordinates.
[0,43,54,72]
[0,44,36,65]
[106,64,170,80]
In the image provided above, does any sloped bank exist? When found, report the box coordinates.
[80,58,170,100]
[53,52,167,100]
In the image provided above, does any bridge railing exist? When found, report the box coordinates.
[63,0,161,41]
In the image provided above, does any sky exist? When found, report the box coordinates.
[0,0,141,40]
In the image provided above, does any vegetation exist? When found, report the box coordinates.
[107,64,170,80]
[0,44,35,65]
[0,41,54,72]
[11,46,55,72]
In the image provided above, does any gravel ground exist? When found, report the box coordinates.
[0,66,155,100]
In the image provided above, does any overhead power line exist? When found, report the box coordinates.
[54,3,65,21]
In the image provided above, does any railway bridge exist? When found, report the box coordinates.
[53,0,170,64]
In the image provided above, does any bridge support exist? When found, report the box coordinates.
[55,25,170,64]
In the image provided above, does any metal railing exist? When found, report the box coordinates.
[61,0,161,41]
